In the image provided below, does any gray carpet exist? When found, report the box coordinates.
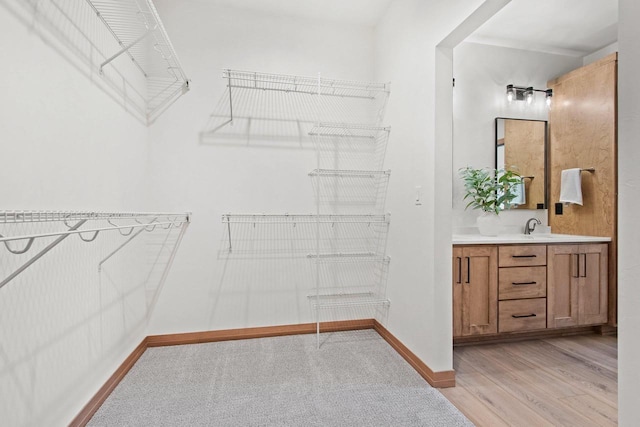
[88,330,473,426]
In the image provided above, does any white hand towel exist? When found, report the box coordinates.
[559,168,583,205]
[510,178,526,206]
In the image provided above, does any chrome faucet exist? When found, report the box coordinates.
[524,218,542,235]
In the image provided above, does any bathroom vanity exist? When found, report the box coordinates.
[452,234,610,343]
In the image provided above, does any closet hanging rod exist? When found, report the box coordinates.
[221,213,390,224]
[308,297,391,309]
[226,85,377,100]
[308,169,391,177]
[309,124,391,139]
[0,220,186,245]
[314,123,391,131]
[306,253,391,263]
[0,211,190,224]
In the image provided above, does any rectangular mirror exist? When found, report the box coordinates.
[495,117,548,209]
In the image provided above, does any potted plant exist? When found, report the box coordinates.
[459,166,522,236]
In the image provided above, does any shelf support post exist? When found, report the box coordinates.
[227,218,232,252]
[227,70,234,125]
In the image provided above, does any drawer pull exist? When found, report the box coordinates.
[512,313,537,318]
[512,255,537,258]
[512,281,537,286]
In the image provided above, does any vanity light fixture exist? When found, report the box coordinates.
[506,84,553,107]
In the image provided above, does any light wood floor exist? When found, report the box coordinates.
[440,334,617,426]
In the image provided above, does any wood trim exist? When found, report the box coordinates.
[69,338,148,427]
[146,319,375,347]
[373,320,456,388]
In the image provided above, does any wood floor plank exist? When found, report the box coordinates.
[559,394,618,426]
[598,335,618,349]
[542,337,618,372]
[475,345,585,399]
[445,335,618,426]
[506,341,617,406]
[440,382,510,427]
[456,346,595,426]
[454,371,553,426]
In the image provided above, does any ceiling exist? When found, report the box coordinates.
[199,0,394,27]
[195,0,617,56]
[466,0,618,56]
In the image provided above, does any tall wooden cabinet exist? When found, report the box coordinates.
[547,244,608,328]
[547,53,617,325]
[452,246,497,337]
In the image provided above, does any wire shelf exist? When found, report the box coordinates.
[308,169,391,178]
[308,293,390,309]
[201,71,390,140]
[87,0,190,122]
[0,211,190,224]
[223,70,389,99]
[310,124,391,171]
[309,123,390,139]
[10,0,189,125]
[221,213,390,224]
[0,210,190,289]
[306,253,391,264]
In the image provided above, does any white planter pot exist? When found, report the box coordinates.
[477,212,501,236]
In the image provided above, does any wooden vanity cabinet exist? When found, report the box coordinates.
[547,244,608,328]
[453,242,608,341]
[452,246,498,337]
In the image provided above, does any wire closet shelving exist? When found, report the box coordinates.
[0,211,190,290]
[215,68,392,346]
[202,71,390,142]
[11,0,190,124]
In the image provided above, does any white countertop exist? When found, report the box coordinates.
[452,233,612,245]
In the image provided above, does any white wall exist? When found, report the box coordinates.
[617,0,640,424]
[146,1,379,334]
[583,41,619,66]
[452,42,582,229]
[0,4,153,426]
[373,0,493,373]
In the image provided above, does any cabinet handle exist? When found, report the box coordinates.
[580,253,587,277]
[512,254,537,258]
[465,257,470,284]
[456,257,462,284]
[512,281,536,286]
[512,313,537,318]
[573,254,579,278]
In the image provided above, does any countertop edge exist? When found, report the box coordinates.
[452,234,612,245]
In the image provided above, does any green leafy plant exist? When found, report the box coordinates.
[459,167,522,214]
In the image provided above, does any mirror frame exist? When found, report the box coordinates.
[495,117,549,209]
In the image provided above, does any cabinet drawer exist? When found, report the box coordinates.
[499,266,547,300]
[499,298,547,332]
[499,245,547,267]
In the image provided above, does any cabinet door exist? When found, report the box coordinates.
[461,246,498,336]
[547,245,580,328]
[578,243,608,325]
